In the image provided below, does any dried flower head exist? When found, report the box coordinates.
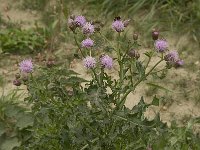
[155,39,168,52]
[112,20,125,32]
[19,59,33,73]
[74,15,86,27]
[81,38,94,48]
[82,22,95,35]
[83,56,96,69]
[100,55,113,69]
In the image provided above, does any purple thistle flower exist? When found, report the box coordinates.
[82,22,95,35]
[155,39,168,52]
[100,55,113,69]
[81,38,94,48]
[19,59,33,73]
[83,56,96,69]
[164,51,179,62]
[112,20,125,32]
[74,15,86,27]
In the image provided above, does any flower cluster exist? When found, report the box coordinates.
[164,50,184,68]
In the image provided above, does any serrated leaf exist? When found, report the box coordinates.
[1,137,21,150]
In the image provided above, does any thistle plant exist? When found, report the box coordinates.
[17,15,200,150]
[69,15,183,110]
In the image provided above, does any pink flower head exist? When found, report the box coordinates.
[100,55,113,69]
[112,20,125,32]
[81,38,94,48]
[19,59,33,73]
[83,56,96,69]
[82,22,95,35]
[155,39,168,52]
[74,15,86,27]
[164,51,179,62]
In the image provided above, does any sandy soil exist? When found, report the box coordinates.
[0,0,200,127]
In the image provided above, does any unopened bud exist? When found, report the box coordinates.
[152,29,159,40]
[128,49,140,59]
[175,59,184,68]
[13,79,21,86]
[133,33,138,40]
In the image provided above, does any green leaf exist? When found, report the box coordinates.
[16,114,33,129]
[1,137,21,150]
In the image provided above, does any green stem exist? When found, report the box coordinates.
[119,58,164,109]
[91,69,101,87]
[73,33,85,57]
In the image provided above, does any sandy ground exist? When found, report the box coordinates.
[0,0,200,126]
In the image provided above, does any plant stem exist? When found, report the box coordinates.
[73,33,85,57]
[119,58,164,109]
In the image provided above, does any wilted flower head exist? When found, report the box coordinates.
[83,56,96,69]
[82,22,95,35]
[100,55,113,69]
[19,59,33,73]
[164,51,179,62]
[74,15,86,27]
[81,38,94,48]
[112,20,125,32]
[155,39,168,52]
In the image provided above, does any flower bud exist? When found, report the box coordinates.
[175,59,184,68]
[128,49,140,59]
[152,29,159,40]
[133,33,138,41]
[15,73,21,79]
[13,79,21,86]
